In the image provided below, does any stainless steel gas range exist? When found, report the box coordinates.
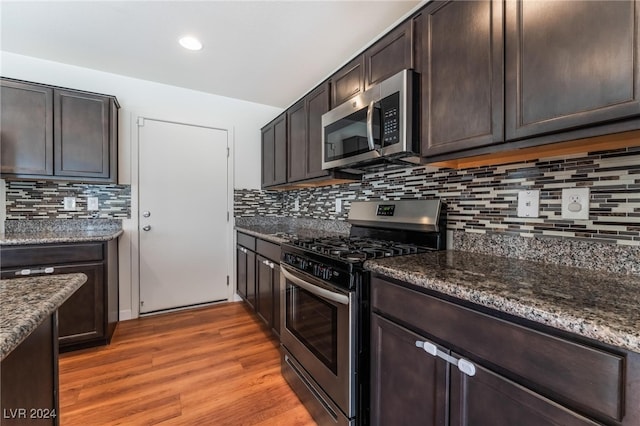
[280,199,446,426]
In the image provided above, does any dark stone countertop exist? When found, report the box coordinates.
[0,229,123,245]
[365,250,640,354]
[0,273,87,360]
[235,224,349,245]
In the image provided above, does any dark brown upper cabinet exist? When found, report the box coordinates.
[415,0,504,157]
[1,80,54,176]
[505,0,640,141]
[261,113,287,188]
[331,56,365,107]
[287,99,307,183]
[54,90,115,180]
[0,78,119,183]
[287,81,331,183]
[364,20,413,89]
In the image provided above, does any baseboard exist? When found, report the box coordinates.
[119,309,133,321]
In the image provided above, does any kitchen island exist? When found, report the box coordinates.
[1,273,87,425]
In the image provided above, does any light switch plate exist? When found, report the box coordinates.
[63,197,76,211]
[562,187,590,220]
[517,190,540,218]
[335,198,342,213]
[87,197,99,211]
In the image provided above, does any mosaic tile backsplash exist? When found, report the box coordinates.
[5,180,131,220]
[234,147,640,246]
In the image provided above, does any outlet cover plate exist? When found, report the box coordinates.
[63,197,76,211]
[562,187,590,220]
[517,190,540,218]
[87,197,99,211]
[335,198,342,213]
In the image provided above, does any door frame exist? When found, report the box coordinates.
[130,115,235,318]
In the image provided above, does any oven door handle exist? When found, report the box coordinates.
[281,267,350,306]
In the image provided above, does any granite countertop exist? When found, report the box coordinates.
[0,273,87,360]
[0,228,123,245]
[1,219,123,246]
[236,224,349,244]
[365,250,640,354]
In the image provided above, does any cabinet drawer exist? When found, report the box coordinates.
[237,232,256,251]
[256,239,280,262]
[1,243,104,268]
[371,276,625,422]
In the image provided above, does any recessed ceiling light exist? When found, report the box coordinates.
[179,36,203,51]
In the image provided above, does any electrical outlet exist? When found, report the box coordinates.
[335,198,342,213]
[87,197,99,211]
[293,197,299,211]
[63,197,76,211]
[517,190,540,218]
[562,187,590,220]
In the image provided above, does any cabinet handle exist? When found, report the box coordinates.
[416,340,476,377]
[15,267,55,276]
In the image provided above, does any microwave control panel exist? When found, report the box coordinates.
[381,93,400,145]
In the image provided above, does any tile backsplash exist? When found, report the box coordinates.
[235,147,640,246]
[5,180,131,220]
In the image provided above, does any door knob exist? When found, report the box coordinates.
[142,211,151,218]
[142,225,151,231]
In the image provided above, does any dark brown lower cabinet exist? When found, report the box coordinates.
[371,314,448,426]
[0,240,118,352]
[236,232,281,337]
[236,245,256,308]
[256,254,281,337]
[1,314,59,426]
[371,275,639,425]
[449,360,599,426]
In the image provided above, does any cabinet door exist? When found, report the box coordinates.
[262,114,287,188]
[306,81,331,179]
[416,0,504,157]
[246,250,256,309]
[54,90,111,179]
[450,356,600,426]
[331,56,365,106]
[271,263,281,336]
[370,314,448,426]
[0,80,54,176]
[287,99,307,182]
[364,20,413,89]
[1,314,57,426]
[261,124,275,187]
[505,0,640,140]
[273,114,287,186]
[236,246,248,300]
[256,255,273,327]
[55,263,105,347]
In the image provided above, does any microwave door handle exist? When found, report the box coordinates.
[366,101,379,155]
[281,267,349,306]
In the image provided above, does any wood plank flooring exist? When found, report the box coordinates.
[59,302,316,425]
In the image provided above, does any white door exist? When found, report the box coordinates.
[138,118,229,314]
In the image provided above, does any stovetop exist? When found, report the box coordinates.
[290,236,429,263]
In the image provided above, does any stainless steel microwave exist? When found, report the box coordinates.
[321,69,421,172]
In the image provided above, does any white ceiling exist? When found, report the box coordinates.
[1,1,422,108]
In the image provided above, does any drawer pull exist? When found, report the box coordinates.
[416,340,476,377]
[15,267,55,276]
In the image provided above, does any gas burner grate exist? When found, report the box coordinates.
[290,236,426,262]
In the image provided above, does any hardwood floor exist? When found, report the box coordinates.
[59,302,316,425]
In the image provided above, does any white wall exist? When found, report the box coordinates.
[1,51,283,319]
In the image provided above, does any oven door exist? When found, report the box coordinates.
[280,264,355,419]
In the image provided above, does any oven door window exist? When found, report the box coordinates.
[324,107,381,162]
[286,283,338,374]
